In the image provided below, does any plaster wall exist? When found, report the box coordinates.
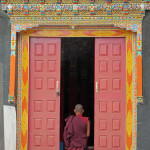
[137,10,150,150]
[0,63,4,150]
[0,4,11,105]
[0,3,11,150]
[4,105,16,150]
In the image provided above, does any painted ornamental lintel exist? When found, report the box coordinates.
[1,3,150,15]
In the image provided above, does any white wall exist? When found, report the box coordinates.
[4,105,16,150]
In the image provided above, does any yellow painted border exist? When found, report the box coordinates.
[20,28,134,150]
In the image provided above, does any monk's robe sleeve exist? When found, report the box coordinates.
[67,121,74,139]
[64,116,75,148]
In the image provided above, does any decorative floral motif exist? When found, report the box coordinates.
[73,5,78,15]
[56,0,61,4]
[56,4,61,15]
[23,0,28,4]
[23,5,28,15]
[137,96,144,104]
[8,96,15,104]
[73,0,78,4]
[89,4,94,15]
[106,0,111,4]
[1,0,6,4]
[123,0,128,3]
[40,0,45,4]
[90,0,94,4]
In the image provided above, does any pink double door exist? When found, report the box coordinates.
[28,37,126,150]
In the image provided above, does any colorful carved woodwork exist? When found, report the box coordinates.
[73,0,78,4]
[1,0,6,4]
[56,0,61,4]
[23,5,28,15]
[90,0,94,4]
[106,0,111,4]
[40,0,45,4]
[23,0,28,4]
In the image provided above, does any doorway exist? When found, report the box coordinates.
[21,29,131,150]
[60,37,95,149]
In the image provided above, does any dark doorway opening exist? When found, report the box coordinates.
[60,37,94,149]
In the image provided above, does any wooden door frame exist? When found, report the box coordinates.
[17,27,136,150]
[17,28,137,150]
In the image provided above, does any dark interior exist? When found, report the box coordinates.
[60,37,94,148]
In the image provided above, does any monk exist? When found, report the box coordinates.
[64,104,90,150]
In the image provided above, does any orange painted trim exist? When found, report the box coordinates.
[9,54,16,96]
[137,54,142,96]
[21,31,29,150]
[126,35,133,150]
[8,52,16,103]
[9,30,17,103]
[136,28,142,99]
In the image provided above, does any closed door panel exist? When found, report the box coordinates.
[28,38,61,150]
[94,37,126,150]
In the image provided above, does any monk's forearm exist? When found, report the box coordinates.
[87,120,90,137]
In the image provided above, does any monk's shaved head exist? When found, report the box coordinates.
[75,104,84,113]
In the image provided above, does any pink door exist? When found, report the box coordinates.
[95,38,126,150]
[28,38,61,150]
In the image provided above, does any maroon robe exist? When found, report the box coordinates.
[64,115,89,150]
